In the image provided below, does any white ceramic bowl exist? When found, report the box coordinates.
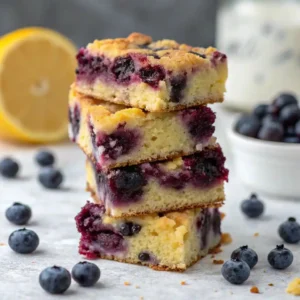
[227,126,300,198]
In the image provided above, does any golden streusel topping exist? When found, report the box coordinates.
[85,33,224,72]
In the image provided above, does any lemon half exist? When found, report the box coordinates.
[0,27,77,143]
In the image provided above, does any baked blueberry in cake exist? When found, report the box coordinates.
[74,32,227,112]
[85,145,228,217]
[69,88,216,170]
[75,201,222,271]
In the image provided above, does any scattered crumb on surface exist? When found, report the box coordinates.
[221,233,232,245]
[263,270,266,273]
[135,285,140,289]
[254,232,259,237]
[0,242,5,246]
[140,297,144,300]
[268,283,274,287]
[124,281,131,286]
[230,291,233,295]
[211,255,215,258]
[214,290,218,292]
[250,286,259,294]
[220,212,226,220]
[286,278,300,295]
[213,259,224,265]
[209,247,222,254]
[180,281,187,285]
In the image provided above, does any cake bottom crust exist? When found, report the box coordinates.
[88,242,221,272]
[75,84,224,113]
[86,182,224,218]
[79,140,215,171]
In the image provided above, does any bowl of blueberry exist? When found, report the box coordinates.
[228,92,300,198]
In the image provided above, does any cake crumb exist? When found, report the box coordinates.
[250,286,259,294]
[180,281,187,285]
[268,283,274,286]
[286,278,300,295]
[209,247,222,254]
[220,212,226,220]
[140,297,144,300]
[0,242,5,246]
[211,255,215,258]
[213,259,224,265]
[221,233,232,245]
[254,232,259,237]
[124,281,131,286]
[135,285,140,289]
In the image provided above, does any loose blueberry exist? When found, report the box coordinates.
[253,104,268,120]
[38,168,63,189]
[235,115,261,138]
[35,150,55,167]
[0,157,19,178]
[278,217,300,244]
[39,266,71,294]
[257,121,284,141]
[279,104,300,126]
[119,222,141,236]
[221,255,250,284]
[5,202,32,225]
[231,245,258,269]
[273,93,298,110]
[72,261,100,287]
[241,193,264,218]
[138,252,150,262]
[268,244,293,270]
[8,228,39,254]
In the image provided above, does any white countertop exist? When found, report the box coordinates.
[0,106,299,300]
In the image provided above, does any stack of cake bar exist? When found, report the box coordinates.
[69,33,228,271]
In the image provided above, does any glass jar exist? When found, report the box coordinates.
[216,0,300,111]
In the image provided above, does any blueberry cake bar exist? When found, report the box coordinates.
[69,88,216,170]
[74,32,227,112]
[75,201,222,271]
[86,145,228,217]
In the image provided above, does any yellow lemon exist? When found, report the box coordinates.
[0,27,77,143]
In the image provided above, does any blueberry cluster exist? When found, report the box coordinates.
[4,193,101,294]
[235,93,300,143]
[221,194,297,285]
[222,244,293,284]
[0,150,64,189]
[39,262,101,294]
